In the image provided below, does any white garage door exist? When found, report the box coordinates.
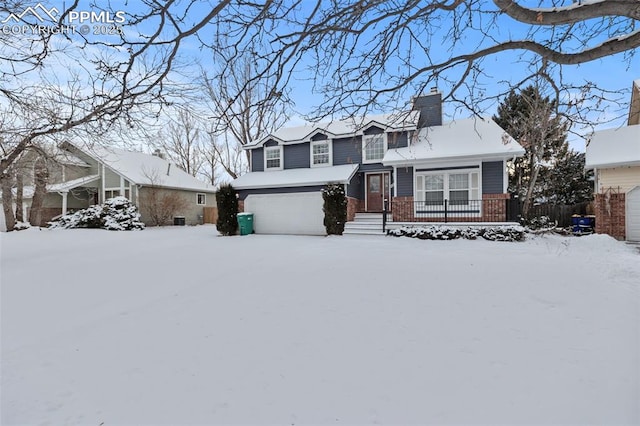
[627,186,640,242]
[244,192,326,235]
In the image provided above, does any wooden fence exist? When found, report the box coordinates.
[203,207,218,224]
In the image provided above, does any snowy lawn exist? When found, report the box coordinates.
[1,225,639,425]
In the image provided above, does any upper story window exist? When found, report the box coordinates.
[197,193,206,205]
[264,146,283,170]
[362,134,387,163]
[311,140,332,167]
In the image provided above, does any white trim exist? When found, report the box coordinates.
[383,154,517,168]
[310,139,333,167]
[362,133,388,164]
[101,164,106,203]
[626,185,640,242]
[59,192,68,215]
[393,166,398,198]
[264,145,284,171]
[413,168,482,217]
[502,159,508,193]
[197,193,206,205]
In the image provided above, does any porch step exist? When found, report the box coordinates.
[353,212,392,223]
[344,213,390,235]
[343,222,385,235]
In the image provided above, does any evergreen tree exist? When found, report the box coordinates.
[322,184,347,235]
[538,150,593,204]
[493,85,568,215]
[216,184,238,236]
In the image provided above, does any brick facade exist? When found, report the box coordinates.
[238,200,244,213]
[346,197,363,221]
[391,194,511,223]
[481,193,510,222]
[594,192,626,240]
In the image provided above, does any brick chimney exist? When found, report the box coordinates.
[412,87,442,128]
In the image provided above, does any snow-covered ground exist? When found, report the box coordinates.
[1,226,639,425]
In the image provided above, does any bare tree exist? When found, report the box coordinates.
[28,156,48,226]
[150,109,206,177]
[201,56,290,179]
[2,1,638,231]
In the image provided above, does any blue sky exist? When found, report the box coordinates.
[6,0,639,152]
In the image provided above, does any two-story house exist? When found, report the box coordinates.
[1,141,217,230]
[232,91,525,235]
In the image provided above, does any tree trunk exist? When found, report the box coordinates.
[1,173,16,231]
[29,157,48,226]
[15,173,24,222]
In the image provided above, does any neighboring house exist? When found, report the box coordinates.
[586,79,640,241]
[232,91,525,235]
[0,142,216,230]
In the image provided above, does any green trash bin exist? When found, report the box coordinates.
[237,212,254,235]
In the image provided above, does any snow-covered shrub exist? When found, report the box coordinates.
[13,221,30,231]
[101,197,145,231]
[49,197,144,231]
[388,225,526,242]
[521,215,557,231]
[322,183,347,235]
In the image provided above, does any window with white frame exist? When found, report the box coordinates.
[415,170,479,208]
[197,193,206,205]
[104,188,130,200]
[311,140,331,167]
[264,146,283,170]
[362,134,386,163]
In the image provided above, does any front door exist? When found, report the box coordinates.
[366,173,389,212]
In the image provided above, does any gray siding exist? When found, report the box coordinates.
[482,161,504,194]
[264,139,278,147]
[311,133,328,141]
[387,131,409,149]
[251,148,264,172]
[396,167,414,196]
[138,187,216,226]
[413,93,442,127]
[364,126,383,135]
[238,185,324,201]
[333,137,361,166]
[104,168,121,187]
[284,143,310,169]
[347,172,364,199]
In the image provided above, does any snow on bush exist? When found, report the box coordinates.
[13,221,31,231]
[50,197,145,231]
[388,225,526,242]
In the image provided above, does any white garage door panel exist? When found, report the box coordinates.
[244,192,326,235]
[627,186,640,242]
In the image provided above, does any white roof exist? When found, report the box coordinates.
[69,144,215,192]
[232,164,359,190]
[585,124,640,169]
[48,174,100,192]
[383,117,525,165]
[247,112,419,148]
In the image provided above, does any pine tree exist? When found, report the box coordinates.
[493,85,568,216]
[216,184,238,236]
[538,149,593,204]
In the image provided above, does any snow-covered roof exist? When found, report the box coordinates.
[47,174,100,193]
[246,112,419,148]
[67,143,215,192]
[382,117,525,166]
[585,124,640,169]
[232,164,359,190]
